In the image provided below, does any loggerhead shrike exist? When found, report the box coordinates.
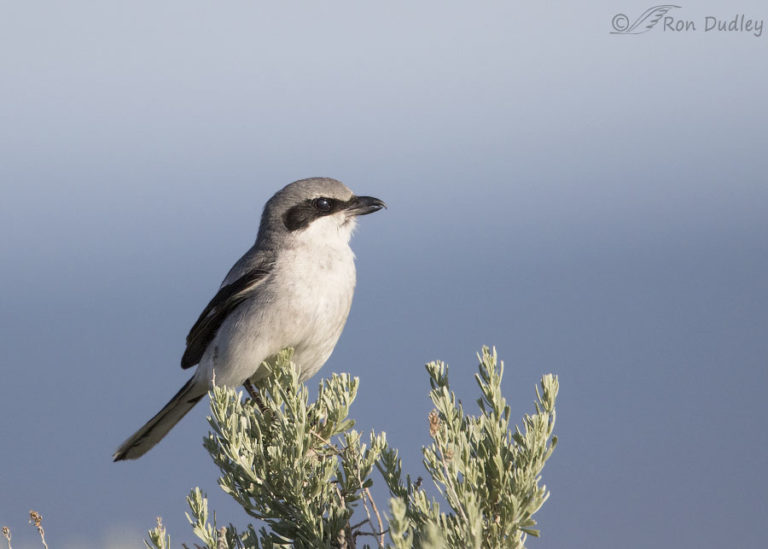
[113,177,385,461]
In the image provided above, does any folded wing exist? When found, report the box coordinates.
[181,267,271,369]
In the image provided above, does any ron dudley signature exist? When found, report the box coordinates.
[667,13,765,36]
[612,6,765,37]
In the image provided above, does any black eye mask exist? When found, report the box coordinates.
[283,197,346,231]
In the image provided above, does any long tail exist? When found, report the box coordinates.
[113,376,206,461]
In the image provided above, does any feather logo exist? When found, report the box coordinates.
[611,5,681,34]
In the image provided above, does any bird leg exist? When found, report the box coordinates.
[243,379,259,400]
[243,379,267,413]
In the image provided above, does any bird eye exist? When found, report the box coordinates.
[313,197,333,212]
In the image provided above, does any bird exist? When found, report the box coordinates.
[113,177,385,461]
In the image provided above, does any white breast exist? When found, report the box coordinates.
[277,238,356,380]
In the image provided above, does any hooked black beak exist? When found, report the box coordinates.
[347,195,386,216]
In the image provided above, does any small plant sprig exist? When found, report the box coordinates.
[145,516,171,549]
[2,525,11,549]
[28,511,48,549]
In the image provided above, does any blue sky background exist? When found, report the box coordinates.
[1,1,767,547]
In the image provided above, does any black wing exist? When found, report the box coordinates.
[181,268,270,369]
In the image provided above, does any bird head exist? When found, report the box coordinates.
[259,178,386,247]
